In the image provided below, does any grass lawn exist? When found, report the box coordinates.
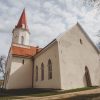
[57,93,100,100]
[0,86,99,100]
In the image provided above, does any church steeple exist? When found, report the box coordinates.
[12,9,30,45]
[16,9,28,31]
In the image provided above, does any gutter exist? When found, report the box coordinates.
[32,58,34,88]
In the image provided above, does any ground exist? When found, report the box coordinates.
[1,87,100,100]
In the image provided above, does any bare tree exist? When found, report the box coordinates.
[0,56,6,79]
[83,0,100,8]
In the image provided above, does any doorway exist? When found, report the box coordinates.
[85,66,92,87]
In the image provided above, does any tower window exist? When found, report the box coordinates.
[21,36,24,45]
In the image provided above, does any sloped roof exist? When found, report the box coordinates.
[16,9,28,31]
[34,23,100,58]
[11,44,41,57]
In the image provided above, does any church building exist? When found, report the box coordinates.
[4,9,100,90]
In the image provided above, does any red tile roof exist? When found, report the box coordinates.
[16,9,28,31]
[11,45,41,57]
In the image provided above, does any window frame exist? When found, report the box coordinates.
[48,59,52,80]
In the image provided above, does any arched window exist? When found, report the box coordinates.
[36,66,38,81]
[48,59,52,79]
[85,66,89,73]
[41,63,44,80]
[21,36,24,44]
[85,66,92,86]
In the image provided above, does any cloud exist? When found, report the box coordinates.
[0,0,100,56]
[0,33,11,56]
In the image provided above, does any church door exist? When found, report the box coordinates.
[85,66,92,87]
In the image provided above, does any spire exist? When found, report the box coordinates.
[16,9,28,31]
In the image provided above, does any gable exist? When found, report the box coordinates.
[77,23,99,54]
[57,23,99,54]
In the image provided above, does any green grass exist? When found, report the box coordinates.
[0,86,99,100]
[27,86,98,97]
[57,93,100,100]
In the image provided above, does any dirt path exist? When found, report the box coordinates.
[16,88,100,100]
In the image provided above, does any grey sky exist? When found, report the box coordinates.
[0,0,100,56]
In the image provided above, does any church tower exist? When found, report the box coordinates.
[12,9,30,45]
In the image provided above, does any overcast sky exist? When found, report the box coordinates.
[0,0,100,56]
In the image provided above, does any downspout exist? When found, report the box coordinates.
[32,57,34,88]
[32,46,39,88]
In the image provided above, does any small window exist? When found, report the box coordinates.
[22,59,24,64]
[80,39,83,44]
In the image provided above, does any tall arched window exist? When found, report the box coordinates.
[85,66,92,86]
[36,66,38,81]
[21,36,24,44]
[41,63,44,80]
[48,59,52,79]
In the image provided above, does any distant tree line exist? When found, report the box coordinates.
[0,56,6,79]
[83,0,100,8]
[83,0,100,49]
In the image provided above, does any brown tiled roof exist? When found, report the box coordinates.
[11,45,41,57]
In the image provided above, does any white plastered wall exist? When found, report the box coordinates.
[57,24,100,90]
[33,42,61,89]
[6,56,33,89]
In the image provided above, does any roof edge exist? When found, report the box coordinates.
[77,22,100,54]
[12,54,32,58]
[33,39,57,58]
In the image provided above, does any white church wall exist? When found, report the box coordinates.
[33,42,61,89]
[4,50,12,88]
[5,50,12,72]
[6,56,33,89]
[57,24,100,90]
